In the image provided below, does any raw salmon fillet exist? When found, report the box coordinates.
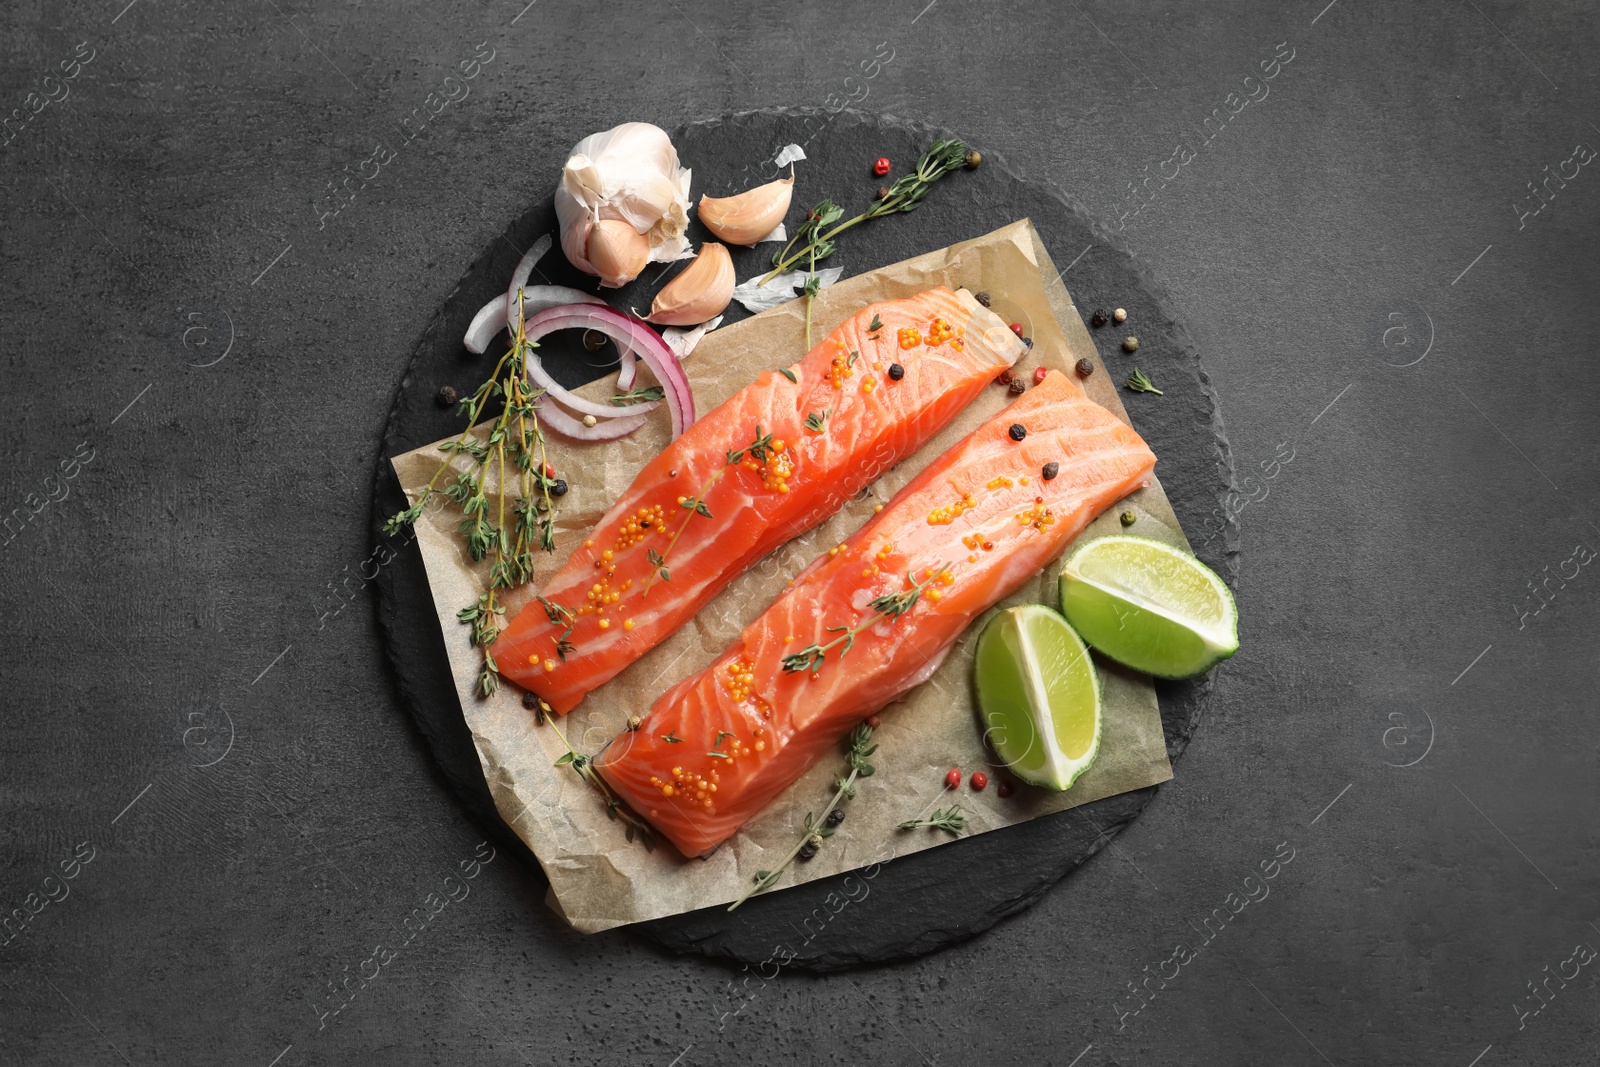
[594,370,1157,857]
[499,287,1024,712]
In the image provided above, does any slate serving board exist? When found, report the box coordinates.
[370,108,1239,972]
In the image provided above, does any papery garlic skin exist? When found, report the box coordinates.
[555,122,693,287]
[648,242,734,326]
[697,175,794,246]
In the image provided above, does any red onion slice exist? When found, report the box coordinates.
[523,304,694,439]
[615,342,637,391]
[525,351,658,419]
[505,234,553,334]
[464,285,607,354]
[534,398,651,441]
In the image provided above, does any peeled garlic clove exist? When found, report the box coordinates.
[587,219,652,288]
[697,176,794,246]
[648,242,734,326]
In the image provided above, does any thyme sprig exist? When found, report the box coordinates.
[646,548,670,584]
[728,723,877,910]
[899,805,965,836]
[760,139,969,286]
[781,564,945,674]
[546,717,657,849]
[1125,368,1164,395]
[611,385,665,406]
[725,425,776,466]
[384,289,560,695]
[803,247,823,348]
[643,425,777,598]
[641,471,719,597]
[804,408,830,433]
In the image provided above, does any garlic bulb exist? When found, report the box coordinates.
[554,122,693,288]
[648,243,734,326]
[697,175,793,246]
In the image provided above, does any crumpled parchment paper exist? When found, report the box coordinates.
[390,220,1183,933]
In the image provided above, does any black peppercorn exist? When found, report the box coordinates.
[888,363,905,380]
[1042,462,1059,481]
[1075,358,1094,378]
[997,369,1014,385]
[551,479,569,497]
[798,841,819,861]
[974,291,991,307]
[1008,378,1026,396]
[1022,337,1034,349]
[876,185,891,201]
[582,329,608,352]
[1090,309,1109,328]
[436,385,459,407]
[1008,423,1027,441]
[825,808,845,827]
[522,690,540,710]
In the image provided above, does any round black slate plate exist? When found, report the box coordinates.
[371,108,1239,973]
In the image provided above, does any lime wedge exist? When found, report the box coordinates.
[974,605,1103,791]
[1059,535,1238,679]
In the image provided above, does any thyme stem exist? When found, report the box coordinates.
[728,723,876,910]
[781,564,945,674]
[383,288,560,696]
[758,139,967,286]
[546,717,658,849]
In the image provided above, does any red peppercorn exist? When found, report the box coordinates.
[970,771,989,792]
[996,369,1014,385]
[866,714,881,729]
[543,462,556,479]
[1033,366,1049,385]
[945,768,961,789]
[997,778,1015,798]
[1010,323,1024,338]
[873,157,891,177]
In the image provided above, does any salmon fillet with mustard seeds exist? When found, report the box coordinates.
[594,371,1157,858]
[498,287,1025,713]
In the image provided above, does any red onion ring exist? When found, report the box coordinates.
[534,398,651,441]
[524,351,658,420]
[464,285,606,355]
[505,234,553,335]
[522,304,694,439]
[615,343,637,391]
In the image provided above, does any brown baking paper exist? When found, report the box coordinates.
[391,220,1185,933]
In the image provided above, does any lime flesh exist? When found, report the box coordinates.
[1059,535,1238,679]
[974,604,1103,791]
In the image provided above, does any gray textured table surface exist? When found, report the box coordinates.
[3,2,1597,1065]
